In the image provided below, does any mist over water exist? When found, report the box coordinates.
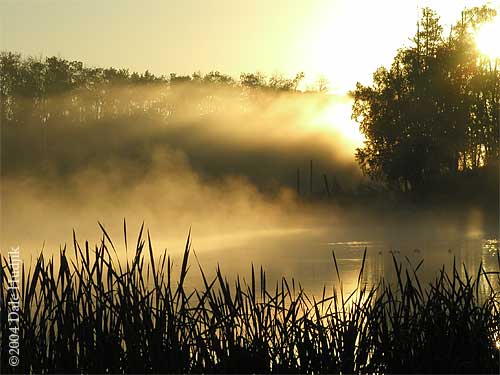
[1,86,359,251]
[1,84,498,297]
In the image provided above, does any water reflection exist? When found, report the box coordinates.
[190,235,500,299]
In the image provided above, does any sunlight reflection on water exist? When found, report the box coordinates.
[189,236,500,299]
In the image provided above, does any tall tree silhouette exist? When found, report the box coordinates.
[352,6,499,193]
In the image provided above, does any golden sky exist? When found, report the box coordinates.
[1,0,498,93]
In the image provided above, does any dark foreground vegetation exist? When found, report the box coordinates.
[2,226,500,374]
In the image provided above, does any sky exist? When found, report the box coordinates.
[2,0,498,93]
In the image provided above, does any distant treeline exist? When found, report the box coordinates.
[1,53,348,196]
[352,6,499,195]
[0,52,310,126]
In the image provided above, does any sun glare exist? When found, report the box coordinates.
[475,17,500,60]
[314,99,366,153]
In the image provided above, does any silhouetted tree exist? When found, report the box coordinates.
[352,6,499,193]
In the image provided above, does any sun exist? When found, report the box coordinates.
[475,17,500,60]
[312,98,366,155]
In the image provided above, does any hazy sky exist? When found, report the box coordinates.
[1,0,498,92]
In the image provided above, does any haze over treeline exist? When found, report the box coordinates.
[0,6,499,254]
[0,51,362,191]
[0,50,365,253]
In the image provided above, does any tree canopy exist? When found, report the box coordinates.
[0,52,307,126]
[352,6,499,194]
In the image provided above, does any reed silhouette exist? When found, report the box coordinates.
[1,225,500,373]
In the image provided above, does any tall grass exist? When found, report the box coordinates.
[1,223,500,373]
